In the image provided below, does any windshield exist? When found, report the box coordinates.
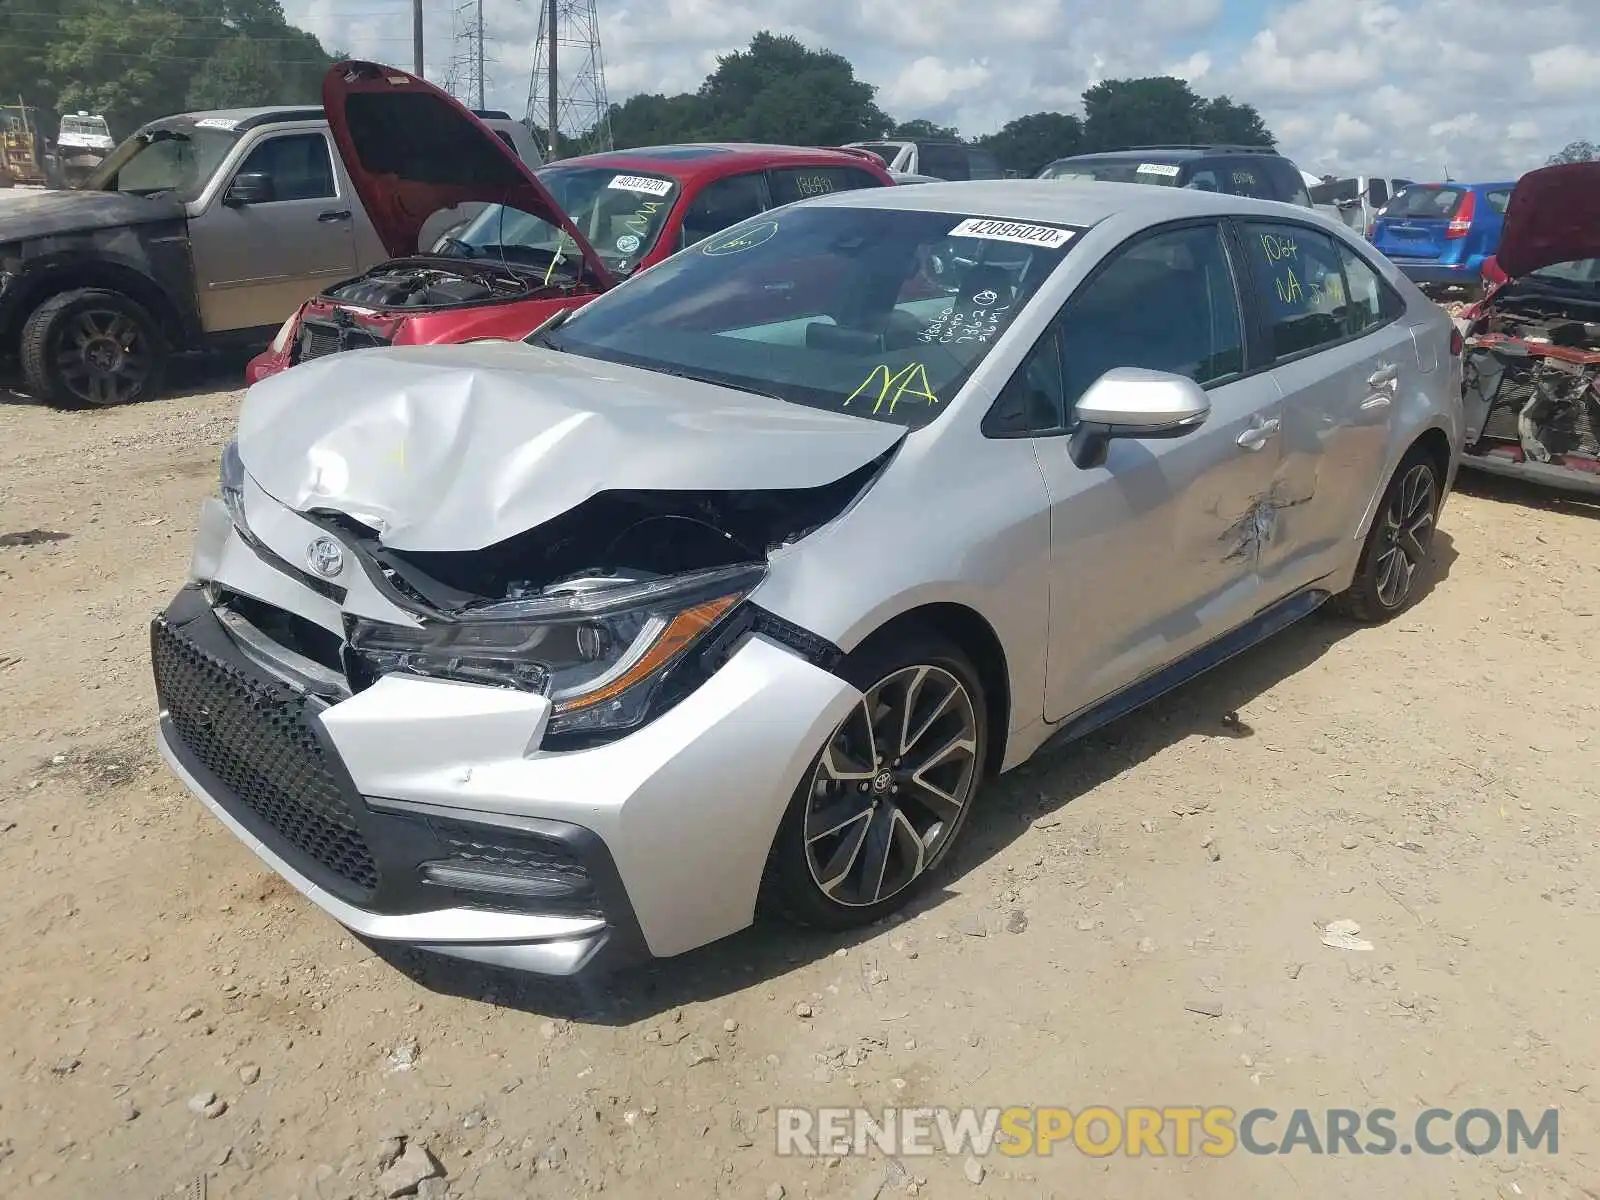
[88,125,240,199]
[452,167,679,275]
[1383,185,1466,220]
[1039,156,1185,186]
[533,205,1079,429]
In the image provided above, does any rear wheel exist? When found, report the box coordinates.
[21,288,169,408]
[1334,451,1441,622]
[764,632,988,930]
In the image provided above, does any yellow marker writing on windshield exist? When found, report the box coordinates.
[844,363,939,415]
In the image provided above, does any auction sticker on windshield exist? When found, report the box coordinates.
[1136,163,1182,177]
[608,175,674,196]
[948,218,1075,248]
[194,118,238,130]
[702,220,780,256]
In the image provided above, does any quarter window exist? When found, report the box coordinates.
[1241,221,1349,358]
[233,133,335,202]
[1484,188,1513,215]
[1057,223,1245,411]
[1337,244,1389,335]
[985,325,1067,436]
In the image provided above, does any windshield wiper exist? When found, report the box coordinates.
[648,367,786,402]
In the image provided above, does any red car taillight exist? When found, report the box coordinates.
[1446,190,1475,239]
[1449,326,1463,357]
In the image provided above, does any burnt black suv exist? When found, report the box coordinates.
[1037,145,1313,207]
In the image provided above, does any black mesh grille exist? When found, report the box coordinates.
[153,618,379,896]
[297,319,390,364]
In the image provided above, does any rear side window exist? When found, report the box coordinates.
[1263,157,1311,206]
[1240,221,1349,358]
[966,149,1002,180]
[1484,188,1513,215]
[767,166,882,206]
[1310,177,1360,205]
[1385,186,1466,219]
[916,143,969,181]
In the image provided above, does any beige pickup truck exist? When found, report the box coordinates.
[0,102,540,407]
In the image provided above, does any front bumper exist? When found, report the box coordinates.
[152,559,858,975]
[243,345,287,385]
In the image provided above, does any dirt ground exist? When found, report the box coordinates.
[1,375,1597,1200]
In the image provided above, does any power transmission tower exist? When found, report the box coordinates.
[444,0,486,110]
[525,0,611,160]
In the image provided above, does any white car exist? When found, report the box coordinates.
[152,182,1463,977]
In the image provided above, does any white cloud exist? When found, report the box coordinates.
[282,0,1600,179]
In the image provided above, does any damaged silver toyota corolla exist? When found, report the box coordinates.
[152,182,1463,976]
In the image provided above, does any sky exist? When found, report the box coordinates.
[284,0,1599,180]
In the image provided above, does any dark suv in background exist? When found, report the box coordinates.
[1037,144,1312,207]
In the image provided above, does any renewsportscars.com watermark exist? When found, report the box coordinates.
[776,1106,1559,1158]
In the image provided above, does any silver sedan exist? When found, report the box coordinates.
[152,180,1463,976]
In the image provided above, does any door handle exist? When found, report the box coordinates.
[318,209,352,222]
[1236,417,1280,451]
[1360,394,1392,411]
[1367,363,1399,390]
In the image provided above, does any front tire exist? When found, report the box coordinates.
[1334,450,1441,622]
[21,288,169,409]
[764,632,989,930]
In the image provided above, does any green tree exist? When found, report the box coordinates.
[892,118,960,140]
[1196,95,1274,146]
[1082,76,1206,150]
[979,111,1083,175]
[1548,139,1597,165]
[605,92,710,149]
[696,32,890,145]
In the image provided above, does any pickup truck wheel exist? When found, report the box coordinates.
[21,288,169,409]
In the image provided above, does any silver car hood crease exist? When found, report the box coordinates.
[236,342,906,553]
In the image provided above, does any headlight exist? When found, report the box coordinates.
[219,437,248,533]
[269,311,300,355]
[346,562,764,738]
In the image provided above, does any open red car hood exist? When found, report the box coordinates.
[1494,161,1600,279]
[321,61,615,287]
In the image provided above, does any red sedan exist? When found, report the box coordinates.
[247,62,895,383]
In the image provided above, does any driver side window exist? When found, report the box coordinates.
[679,173,769,249]
[232,133,335,202]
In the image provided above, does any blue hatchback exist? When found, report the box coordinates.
[1371,180,1516,289]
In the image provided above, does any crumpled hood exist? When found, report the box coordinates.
[0,187,184,241]
[322,60,613,288]
[236,342,905,553]
[1494,161,1600,279]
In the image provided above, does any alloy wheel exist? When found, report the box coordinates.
[802,664,979,908]
[1373,463,1437,609]
[55,307,152,406]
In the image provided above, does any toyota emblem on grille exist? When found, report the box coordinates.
[306,535,345,579]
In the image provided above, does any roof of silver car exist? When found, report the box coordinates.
[810,178,1318,226]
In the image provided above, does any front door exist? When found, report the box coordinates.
[1232,218,1409,594]
[188,130,359,333]
[1018,221,1288,722]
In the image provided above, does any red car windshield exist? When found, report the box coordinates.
[453,167,680,275]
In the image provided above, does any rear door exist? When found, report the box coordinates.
[1371,184,1468,263]
[1234,218,1413,595]
[1474,185,1515,261]
[188,129,359,332]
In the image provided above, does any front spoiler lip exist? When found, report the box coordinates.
[156,718,619,978]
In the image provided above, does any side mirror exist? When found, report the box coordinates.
[1068,367,1210,470]
[224,172,274,207]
